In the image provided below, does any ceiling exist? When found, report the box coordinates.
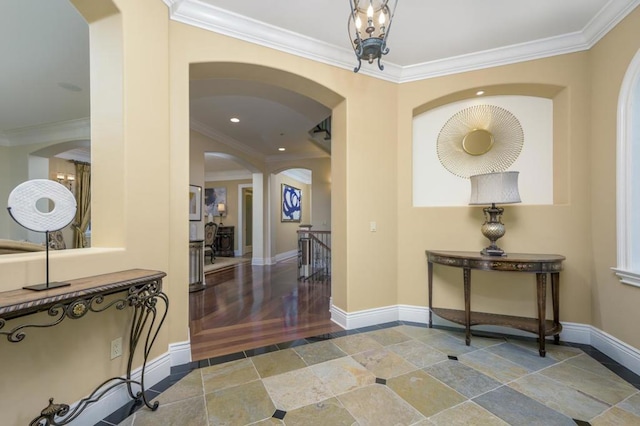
[170,0,639,81]
[0,0,89,139]
[3,0,638,176]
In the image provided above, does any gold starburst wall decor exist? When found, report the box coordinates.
[437,105,524,178]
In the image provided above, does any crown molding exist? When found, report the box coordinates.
[582,0,640,46]
[2,117,90,147]
[281,168,312,185]
[400,0,640,83]
[55,147,91,163]
[399,31,589,83]
[205,170,253,182]
[265,151,328,163]
[167,0,402,82]
[168,0,640,83]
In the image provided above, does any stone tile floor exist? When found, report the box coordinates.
[98,322,640,426]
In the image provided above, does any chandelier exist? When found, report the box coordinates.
[348,0,398,73]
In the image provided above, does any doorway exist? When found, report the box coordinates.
[241,185,253,255]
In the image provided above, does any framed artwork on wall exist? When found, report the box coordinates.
[204,187,227,217]
[189,184,202,221]
[281,183,301,222]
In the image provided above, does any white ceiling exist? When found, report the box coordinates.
[0,0,89,137]
[169,0,639,81]
[4,0,638,176]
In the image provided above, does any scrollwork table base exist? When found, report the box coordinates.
[426,250,565,357]
[0,269,168,426]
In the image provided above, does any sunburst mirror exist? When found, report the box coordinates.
[437,105,524,178]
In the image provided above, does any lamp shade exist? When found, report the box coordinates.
[469,171,521,205]
[217,203,226,214]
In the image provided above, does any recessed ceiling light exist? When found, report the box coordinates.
[230,117,240,123]
[278,147,286,151]
[476,90,485,96]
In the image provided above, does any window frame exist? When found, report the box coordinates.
[613,48,640,287]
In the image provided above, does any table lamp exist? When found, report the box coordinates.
[469,171,521,256]
[217,203,226,226]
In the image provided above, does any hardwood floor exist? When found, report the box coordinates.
[189,258,344,361]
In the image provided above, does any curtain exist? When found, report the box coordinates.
[73,162,91,248]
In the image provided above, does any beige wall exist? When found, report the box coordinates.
[273,173,311,256]
[189,129,263,239]
[589,8,640,347]
[269,157,332,231]
[48,157,75,183]
[3,1,640,423]
[397,52,593,324]
[171,23,399,315]
[48,157,76,247]
[204,178,252,251]
[0,0,174,423]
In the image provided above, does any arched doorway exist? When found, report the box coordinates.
[187,63,344,359]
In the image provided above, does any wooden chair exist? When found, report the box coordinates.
[204,222,218,264]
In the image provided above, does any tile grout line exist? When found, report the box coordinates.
[198,368,210,426]
[106,324,640,424]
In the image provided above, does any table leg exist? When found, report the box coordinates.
[428,261,433,328]
[463,268,471,346]
[27,280,169,425]
[536,273,547,357]
[551,272,560,344]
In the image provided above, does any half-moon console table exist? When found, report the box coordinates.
[426,250,565,357]
[0,269,168,426]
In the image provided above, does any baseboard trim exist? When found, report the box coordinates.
[275,249,297,263]
[255,257,277,265]
[169,339,192,366]
[68,341,190,425]
[331,303,640,376]
[591,325,640,376]
[330,304,397,329]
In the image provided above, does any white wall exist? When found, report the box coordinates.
[413,95,553,207]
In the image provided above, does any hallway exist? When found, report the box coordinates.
[189,258,343,361]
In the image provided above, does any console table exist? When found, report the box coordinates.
[426,250,565,357]
[215,226,235,257]
[0,269,168,425]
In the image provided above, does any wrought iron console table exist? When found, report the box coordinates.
[0,269,168,425]
[426,250,565,357]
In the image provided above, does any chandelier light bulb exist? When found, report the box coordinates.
[348,0,397,73]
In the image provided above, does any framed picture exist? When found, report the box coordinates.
[204,187,227,217]
[281,183,301,222]
[189,185,202,221]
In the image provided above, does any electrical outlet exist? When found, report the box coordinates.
[370,221,377,232]
[110,337,123,359]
